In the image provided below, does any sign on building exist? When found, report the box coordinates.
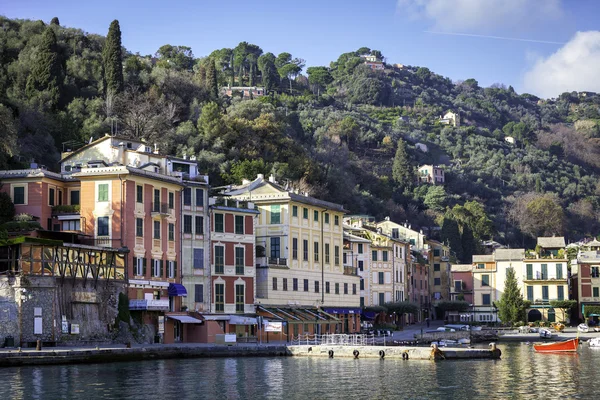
[264,321,283,332]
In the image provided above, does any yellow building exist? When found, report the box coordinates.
[472,254,498,323]
[227,174,360,335]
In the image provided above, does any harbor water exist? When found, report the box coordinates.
[1,343,599,399]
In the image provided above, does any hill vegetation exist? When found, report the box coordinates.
[2,16,600,261]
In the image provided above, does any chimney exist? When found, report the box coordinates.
[268,174,276,183]
[385,216,390,221]
[153,144,159,154]
[242,179,251,185]
[257,173,264,180]
[118,142,126,165]
[30,162,38,169]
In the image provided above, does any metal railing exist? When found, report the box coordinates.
[290,333,391,346]
[152,203,170,214]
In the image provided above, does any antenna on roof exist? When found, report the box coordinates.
[88,136,93,144]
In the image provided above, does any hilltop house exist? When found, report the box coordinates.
[439,111,460,127]
[418,165,445,185]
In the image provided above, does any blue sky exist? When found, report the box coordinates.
[4,0,600,98]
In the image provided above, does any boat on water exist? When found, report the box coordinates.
[589,337,600,348]
[578,324,589,333]
[539,328,553,339]
[534,338,579,353]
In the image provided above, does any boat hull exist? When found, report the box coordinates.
[534,338,579,353]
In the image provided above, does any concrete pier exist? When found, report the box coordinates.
[288,344,501,360]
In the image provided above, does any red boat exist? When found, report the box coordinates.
[534,338,579,353]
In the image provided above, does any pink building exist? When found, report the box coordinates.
[449,264,474,322]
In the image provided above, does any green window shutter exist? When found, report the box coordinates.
[160,260,164,277]
[174,261,177,277]
[143,258,147,276]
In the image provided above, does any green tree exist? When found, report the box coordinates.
[102,20,124,93]
[385,301,419,326]
[495,267,528,326]
[306,66,333,96]
[461,224,477,263]
[197,102,224,144]
[228,159,270,183]
[155,45,194,70]
[25,26,63,107]
[423,186,447,212]
[258,55,278,95]
[440,217,463,262]
[0,191,15,225]
[392,138,413,187]
[205,59,218,99]
[50,17,60,26]
[549,300,577,323]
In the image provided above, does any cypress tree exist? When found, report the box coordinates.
[102,20,124,94]
[50,17,60,26]
[392,138,413,188]
[461,224,477,263]
[25,26,62,107]
[205,59,218,99]
[496,267,527,325]
[440,217,463,262]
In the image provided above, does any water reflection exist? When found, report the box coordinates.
[0,344,598,399]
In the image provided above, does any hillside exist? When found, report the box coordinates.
[1,16,600,260]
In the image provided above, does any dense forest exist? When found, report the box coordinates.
[1,16,600,261]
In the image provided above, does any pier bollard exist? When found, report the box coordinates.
[36,340,42,351]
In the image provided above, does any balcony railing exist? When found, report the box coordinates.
[129,299,169,311]
[268,257,287,266]
[523,275,565,281]
[344,266,358,276]
[151,203,170,215]
[51,205,80,215]
[80,237,122,248]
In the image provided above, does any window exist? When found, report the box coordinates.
[134,257,144,276]
[527,286,533,301]
[343,253,347,264]
[358,244,363,254]
[97,184,108,202]
[215,246,224,274]
[70,190,80,206]
[334,246,340,265]
[97,217,109,236]
[48,188,55,206]
[434,277,441,286]
[215,284,224,312]
[293,278,298,291]
[392,228,399,239]
[315,281,320,293]
[594,287,600,298]
[542,285,549,301]
[352,284,357,295]
[184,215,192,234]
[378,272,384,284]
[314,210,319,222]
[382,251,388,262]
[62,220,80,231]
[541,264,548,280]
[303,208,308,219]
[235,247,244,275]
[273,277,278,291]
[476,263,485,269]
[326,282,330,294]
[183,188,191,206]
[303,240,309,261]
[153,259,162,277]
[136,218,143,237]
[372,250,378,262]
[196,189,204,207]
[193,249,204,269]
[168,192,174,209]
[235,285,245,312]
[434,263,440,272]
[168,223,174,241]
[153,221,161,239]
[410,238,416,246]
[136,185,143,203]
[195,216,203,235]
[378,293,384,305]
[433,249,440,257]
[168,260,176,278]
[335,283,340,294]
[214,213,224,232]
[270,237,280,258]
[304,279,309,292]
[556,264,563,279]
[526,264,533,280]
[283,278,288,291]
[235,215,244,234]
[270,205,281,224]
[481,275,490,286]
[334,215,339,225]
[360,279,364,290]
[314,241,319,262]
[292,205,298,217]
[557,286,564,300]
[292,238,298,260]
[194,284,204,303]
[153,189,160,212]
[360,297,365,308]
[325,243,330,263]
[592,266,600,278]
[482,294,491,305]
[344,283,348,294]
[454,280,462,292]
[13,186,25,205]
[325,213,329,224]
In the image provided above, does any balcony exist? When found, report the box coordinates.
[80,237,122,248]
[256,256,288,268]
[523,275,566,282]
[51,204,80,215]
[151,203,171,217]
[532,298,563,305]
[344,266,358,276]
[129,299,169,311]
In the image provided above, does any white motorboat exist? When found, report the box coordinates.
[539,328,552,339]
[578,323,590,333]
[589,337,600,347]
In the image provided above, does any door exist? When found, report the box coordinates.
[548,308,556,323]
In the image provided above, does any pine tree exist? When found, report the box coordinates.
[496,267,527,325]
[205,59,218,99]
[102,20,124,94]
[50,17,60,26]
[25,26,62,107]
[392,138,413,188]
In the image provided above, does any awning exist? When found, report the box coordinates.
[257,306,339,324]
[202,314,231,321]
[168,283,187,297]
[324,308,361,315]
[229,315,258,325]
[362,311,377,320]
[168,315,203,324]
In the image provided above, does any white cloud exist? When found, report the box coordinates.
[523,31,600,98]
[397,0,562,32]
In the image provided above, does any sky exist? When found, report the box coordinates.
[3,0,600,98]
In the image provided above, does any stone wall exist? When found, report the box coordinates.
[0,277,19,346]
